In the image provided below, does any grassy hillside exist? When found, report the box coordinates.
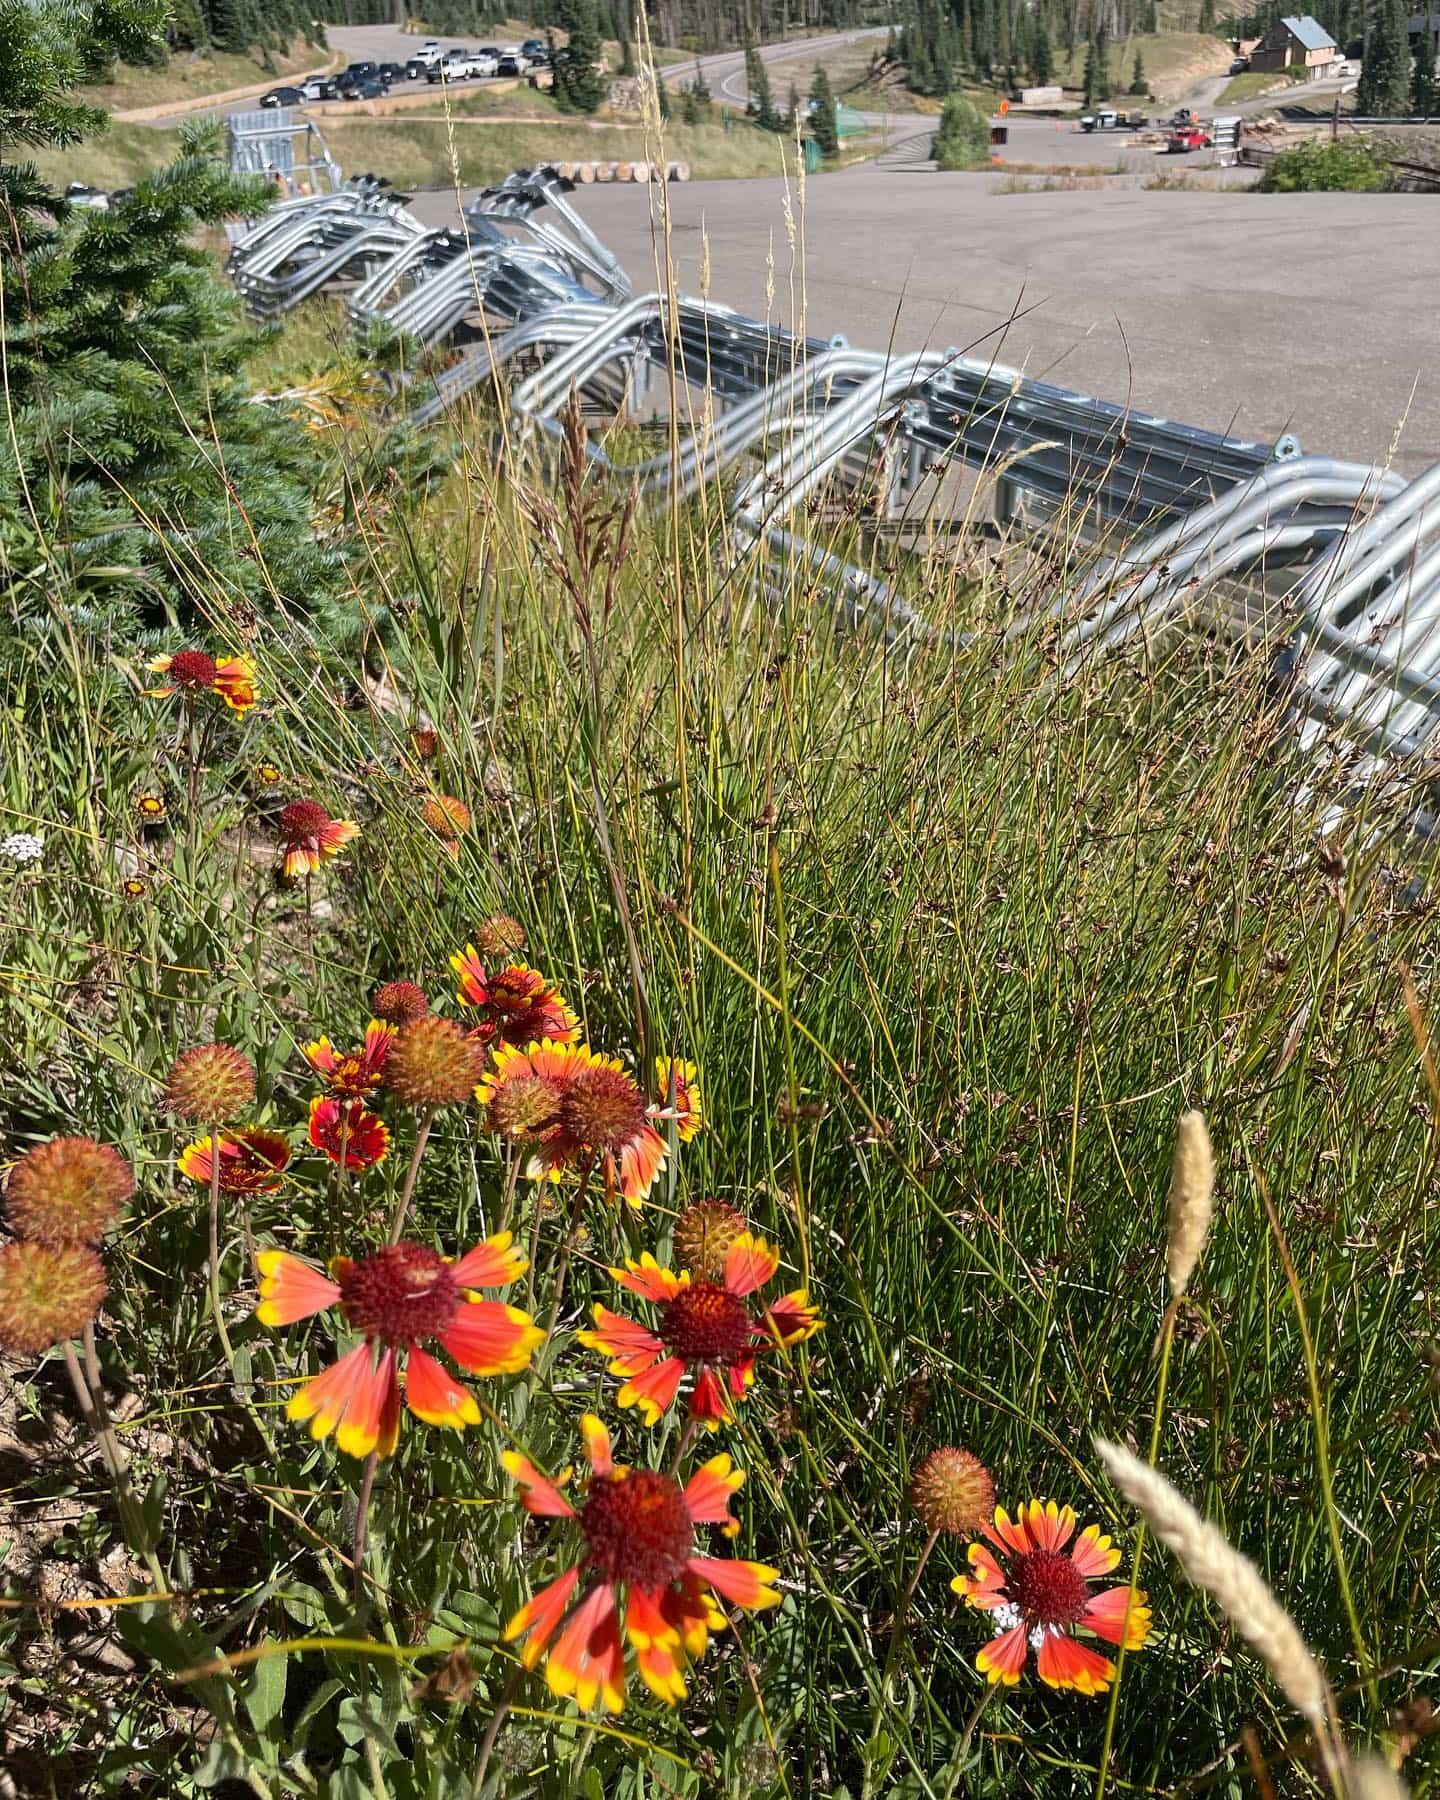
[33,112,810,192]
[76,35,327,112]
[1055,29,1233,100]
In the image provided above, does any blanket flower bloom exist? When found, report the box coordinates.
[477,1041,667,1208]
[450,951,578,1052]
[277,800,360,879]
[577,1235,820,1427]
[503,1414,781,1711]
[951,1499,1151,1694]
[149,649,258,714]
[308,1096,390,1170]
[302,1019,396,1097]
[652,1057,703,1141]
[178,1127,290,1194]
[256,1237,541,1457]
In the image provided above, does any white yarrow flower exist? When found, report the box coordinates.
[991,1601,1022,1633]
[0,832,45,865]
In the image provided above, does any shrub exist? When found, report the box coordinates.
[933,94,990,169]
[1258,135,1392,191]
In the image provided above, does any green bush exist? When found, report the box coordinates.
[932,94,990,170]
[1258,136,1393,191]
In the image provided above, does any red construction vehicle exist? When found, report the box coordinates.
[1165,120,1212,152]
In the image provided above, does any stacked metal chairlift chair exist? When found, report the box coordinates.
[225,164,1440,823]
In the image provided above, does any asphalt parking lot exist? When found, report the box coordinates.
[558,168,1439,470]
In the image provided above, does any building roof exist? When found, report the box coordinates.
[1280,14,1338,49]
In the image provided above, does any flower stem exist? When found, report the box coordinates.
[1095,1301,1178,1799]
[957,1682,997,1765]
[64,1338,163,1586]
[543,1165,593,1341]
[469,1662,527,1798]
[497,1151,521,1234]
[882,1525,941,1689]
[352,1448,380,1607]
[388,1106,436,1244]
[207,1130,237,1374]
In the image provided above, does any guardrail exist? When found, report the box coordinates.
[224,162,1440,820]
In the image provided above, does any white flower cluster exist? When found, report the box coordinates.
[990,1601,1022,1634]
[0,832,45,865]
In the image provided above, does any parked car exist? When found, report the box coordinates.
[64,180,109,209]
[411,39,443,65]
[377,62,406,84]
[1080,107,1118,130]
[1229,55,1249,73]
[404,58,428,80]
[1165,121,1212,151]
[499,44,529,68]
[496,52,525,75]
[342,75,386,100]
[300,75,336,100]
[260,84,306,108]
[521,38,546,58]
[342,60,377,80]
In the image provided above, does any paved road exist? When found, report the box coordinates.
[555,170,1437,471]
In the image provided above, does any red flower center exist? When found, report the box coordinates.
[338,1243,459,1344]
[168,649,217,688]
[1007,1548,1090,1628]
[660,1281,753,1365]
[579,1470,693,1589]
[558,1064,645,1150]
[279,799,331,845]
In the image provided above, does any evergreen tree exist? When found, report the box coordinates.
[1411,16,1436,111]
[1199,0,1217,31]
[745,43,780,127]
[552,0,606,112]
[1130,49,1147,91]
[680,82,702,121]
[1096,20,1112,92]
[691,56,711,103]
[1082,32,1102,102]
[1033,21,1054,81]
[810,65,840,155]
[0,0,340,632]
[618,15,635,76]
[1357,0,1410,112]
[786,78,801,125]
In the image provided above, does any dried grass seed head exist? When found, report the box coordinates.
[1166,1109,1214,1300]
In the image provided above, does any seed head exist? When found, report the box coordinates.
[487,1069,562,1137]
[165,1043,257,1124]
[4,1136,133,1246]
[580,1469,694,1588]
[471,914,527,962]
[674,1199,747,1278]
[372,980,429,1027]
[421,794,471,840]
[1166,1110,1214,1300]
[558,1062,646,1150]
[0,1241,107,1353]
[410,727,440,761]
[385,1015,489,1107]
[1095,1437,1328,1722]
[909,1447,995,1536]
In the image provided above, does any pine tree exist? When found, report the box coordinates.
[1357,0,1410,112]
[1082,32,1102,103]
[553,0,606,113]
[746,43,780,127]
[786,78,801,125]
[1130,49,1147,91]
[0,0,340,633]
[618,16,635,76]
[1033,21,1054,82]
[1411,16,1437,112]
[810,65,840,155]
[691,57,711,103]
